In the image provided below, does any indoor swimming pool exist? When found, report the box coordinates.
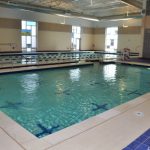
[0,63,150,138]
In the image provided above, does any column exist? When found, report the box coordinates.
[143,0,150,58]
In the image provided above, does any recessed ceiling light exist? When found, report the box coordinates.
[56,14,71,18]
[77,16,99,21]
[56,14,99,22]
[110,18,132,21]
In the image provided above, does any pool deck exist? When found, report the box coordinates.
[116,59,150,67]
[0,62,93,74]
[0,61,150,150]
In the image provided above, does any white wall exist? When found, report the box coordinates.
[38,31,71,51]
[38,31,95,51]
[81,34,94,50]
[93,33,143,54]
[0,28,21,52]
[118,34,143,56]
[94,18,142,28]
[93,34,105,50]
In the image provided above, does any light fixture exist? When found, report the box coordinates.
[77,16,99,21]
[108,18,132,21]
[60,16,66,24]
[126,6,129,16]
[123,24,128,28]
[56,14,71,18]
[56,13,99,22]
[91,0,93,6]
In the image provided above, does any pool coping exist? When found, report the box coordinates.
[0,92,150,150]
[0,62,93,74]
[116,60,150,67]
[1,60,149,75]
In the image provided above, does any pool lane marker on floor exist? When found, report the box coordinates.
[0,101,23,109]
[89,81,110,87]
[91,103,108,111]
[125,90,143,96]
[123,128,150,150]
[116,75,125,79]
[55,89,70,95]
[146,82,150,85]
[90,82,101,86]
[35,123,60,138]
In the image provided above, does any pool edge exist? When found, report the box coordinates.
[0,62,93,74]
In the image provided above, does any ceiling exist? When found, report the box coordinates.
[0,0,144,21]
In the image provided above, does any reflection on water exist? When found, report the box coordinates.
[103,64,116,81]
[69,68,80,82]
[20,73,40,94]
[119,80,126,91]
[55,83,65,95]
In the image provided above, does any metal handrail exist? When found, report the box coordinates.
[0,50,139,69]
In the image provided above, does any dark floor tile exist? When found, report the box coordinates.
[136,135,148,143]
[143,129,150,137]
[127,141,141,149]
[123,147,132,150]
[135,144,149,150]
[144,138,150,146]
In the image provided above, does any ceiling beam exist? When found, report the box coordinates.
[99,12,142,20]
[121,0,142,9]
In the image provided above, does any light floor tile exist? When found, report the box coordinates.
[0,112,36,144]
[22,139,52,150]
[116,61,150,67]
[73,116,105,131]
[3,123,37,144]
[0,128,24,150]
[99,109,120,120]
[43,125,82,145]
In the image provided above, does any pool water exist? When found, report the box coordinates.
[0,63,150,138]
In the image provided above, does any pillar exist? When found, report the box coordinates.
[143,0,150,58]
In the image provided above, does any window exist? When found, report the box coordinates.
[105,27,118,59]
[71,26,81,50]
[21,20,37,52]
[105,27,118,52]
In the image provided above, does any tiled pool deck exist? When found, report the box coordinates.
[128,58,150,64]
[0,61,150,150]
[116,60,150,67]
[0,62,93,74]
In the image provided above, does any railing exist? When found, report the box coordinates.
[0,51,139,69]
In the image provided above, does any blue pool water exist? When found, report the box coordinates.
[0,63,150,138]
